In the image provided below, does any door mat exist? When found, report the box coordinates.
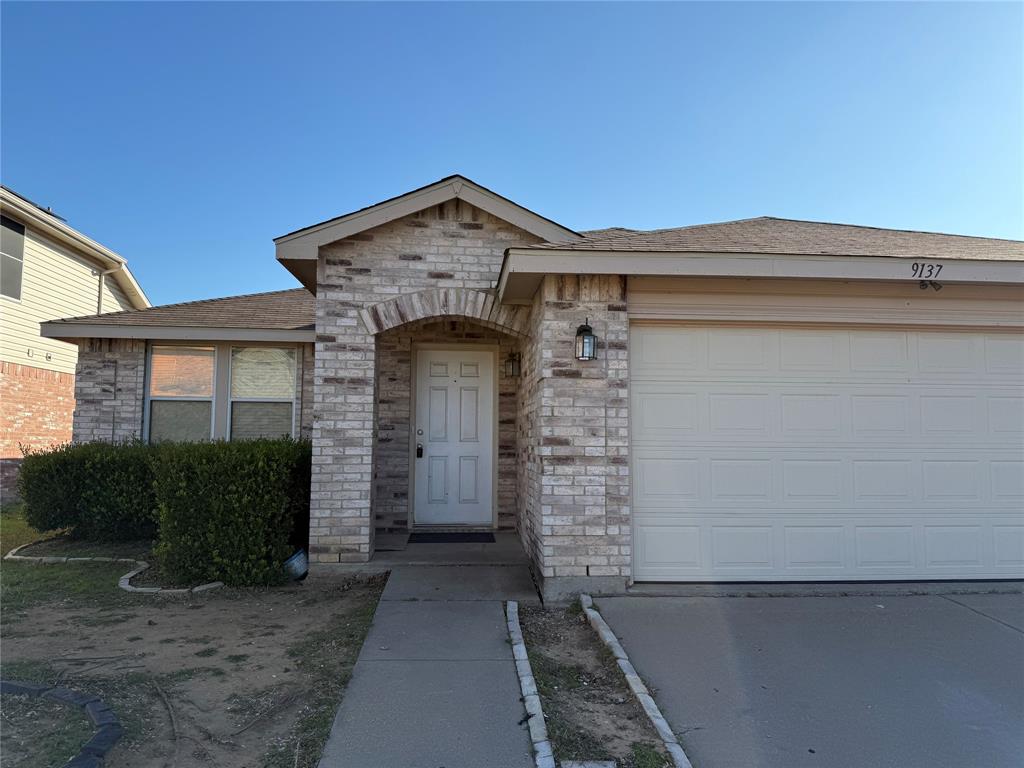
[407,532,496,544]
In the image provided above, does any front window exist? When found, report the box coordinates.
[144,343,299,442]
[229,347,296,439]
[147,346,215,442]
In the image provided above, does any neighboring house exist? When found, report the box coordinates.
[0,186,150,500]
[41,176,1024,598]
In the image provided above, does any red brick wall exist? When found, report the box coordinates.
[0,361,75,502]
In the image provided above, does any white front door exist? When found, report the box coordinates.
[413,348,495,526]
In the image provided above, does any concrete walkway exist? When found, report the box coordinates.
[318,564,538,768]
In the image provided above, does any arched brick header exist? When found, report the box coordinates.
[359,288,531,338]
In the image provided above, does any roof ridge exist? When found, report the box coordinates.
[51,287,309,323]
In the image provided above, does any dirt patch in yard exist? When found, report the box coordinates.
[1,563,386,768]
[519,603,670,768]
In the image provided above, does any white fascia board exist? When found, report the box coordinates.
[274,178,580,262]
[1,189,151,309]
[498,249,1024,301]
[40,323,315,343]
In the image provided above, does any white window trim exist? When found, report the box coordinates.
[143,341,301,443]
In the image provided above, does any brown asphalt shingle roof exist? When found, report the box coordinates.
[44,217,1022,331]
[552,217,1024,261]
[48,288,314,329]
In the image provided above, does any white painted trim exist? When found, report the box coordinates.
[41,323,315,343]
[274,177,580,263]
[1,187,150,309]
[498,249,1024,302]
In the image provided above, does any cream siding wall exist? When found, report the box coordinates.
[1,228,134,374]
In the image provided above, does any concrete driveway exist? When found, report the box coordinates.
[595,591,1024,768]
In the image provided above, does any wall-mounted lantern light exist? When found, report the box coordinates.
[504,351,521,378]
[575,320,598,361]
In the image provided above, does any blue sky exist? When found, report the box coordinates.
[2,1,1021,306]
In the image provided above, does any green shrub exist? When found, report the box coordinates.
[153,439,311,586]
[18,441,157,541]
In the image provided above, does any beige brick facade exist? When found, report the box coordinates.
[63,199,635,597]
[310,200,542,564]
[524,275,631,592]
[72,339,148,444]
[308,203,632,596]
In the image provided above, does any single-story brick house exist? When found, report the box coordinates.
[42,176,1024,598]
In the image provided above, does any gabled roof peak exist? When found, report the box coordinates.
[274,175,582,291]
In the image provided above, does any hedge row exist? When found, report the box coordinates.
[17,439,311,586]
[18,441,158,541]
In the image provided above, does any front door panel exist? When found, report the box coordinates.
[414,349,494,525]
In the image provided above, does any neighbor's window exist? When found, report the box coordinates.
[228,347,296,439]
[147,346,215,442]
[1,215,25,301]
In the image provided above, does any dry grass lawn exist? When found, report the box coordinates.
[0,506,385,768]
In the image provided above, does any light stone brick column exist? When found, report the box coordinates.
[310,328,376,563]
[305,201,543,565]
[533,275,631,599]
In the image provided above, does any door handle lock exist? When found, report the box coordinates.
[416,443,423,458]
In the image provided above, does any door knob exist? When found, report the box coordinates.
[416,443,423,458]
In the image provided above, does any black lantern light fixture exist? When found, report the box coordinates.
[504,351,521,378]
[574,319,598,361]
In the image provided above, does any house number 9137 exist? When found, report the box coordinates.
[911,262,943,279]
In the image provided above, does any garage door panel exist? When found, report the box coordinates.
[633,385,1020,446]
[634,448,1019,510]
[635,516,1023,580]
[631,325,1024,582]
[994,527,1024,568]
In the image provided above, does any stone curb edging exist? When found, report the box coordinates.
[580,594,695,768]
[4,540,224,595]
[1,679,123,767]
[505,600,556,768]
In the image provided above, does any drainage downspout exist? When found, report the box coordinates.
[96,265,123,314]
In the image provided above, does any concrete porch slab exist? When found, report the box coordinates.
[369,531,530,566]
[381,564,539,603]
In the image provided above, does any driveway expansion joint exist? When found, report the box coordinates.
[579,594,694,768]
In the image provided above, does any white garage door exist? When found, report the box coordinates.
[631,324,1024,581]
